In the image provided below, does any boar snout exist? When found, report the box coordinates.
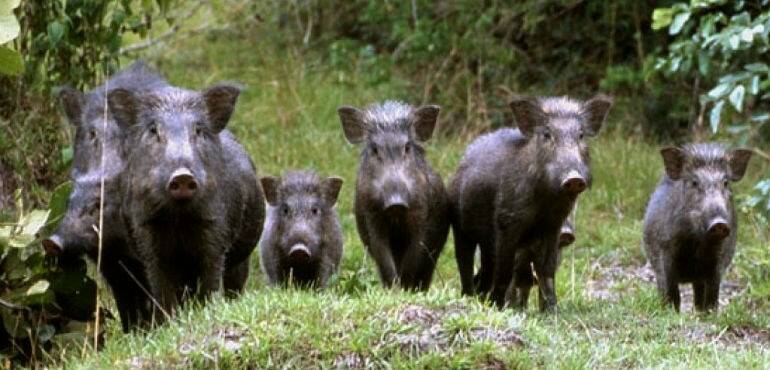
[707,217,731,239]
[167,168,198,200]
[558,225,575,248]
[42,234,64,255]
[288,243,312,263]
[383,194,409,217]
[561,170,587,195]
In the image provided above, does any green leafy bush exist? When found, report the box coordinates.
[261,0,662,132]
[0,0,177,205]
[0,183,99,365]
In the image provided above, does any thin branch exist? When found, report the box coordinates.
[753,147,770,162]
[118,260,171,322]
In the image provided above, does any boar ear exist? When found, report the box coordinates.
[660,147,686,180]
[727,148,753,182]
[57,86,85,127]
[107,88,140,130]
[581,94,613,136]
[203,84,241,133]
[338,106,366,144]
[321,177,344,205]
[508,96,546,137]
[260,176,281,206]
[413,105,440,141]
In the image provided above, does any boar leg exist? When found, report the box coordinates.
[659,255,681,311]
[454,229,477,296]
[700,275,721,313]
[475,240,496,296]
[223,258,250,298]
[534,234,559,312]
[366,226,398,288]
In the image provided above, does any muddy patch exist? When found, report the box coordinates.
[383,304,524,356]
[586,262,745,312]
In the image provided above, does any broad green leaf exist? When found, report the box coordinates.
[0,0,21,13]
[20,209,50,237]
[26,280,49,296]
[750,75,759,94]
[710,100,724,133]
[0,225,11,247]
[670,56,682,73]
[8,233,33,248]
[669,11,691,35]
[2,310,30,338]
[48,181,72,223]
[744,63,768,72]
[729,85,745,112]
[47,21,64,47]
[0,13,19,44]
[751,113,770,122]
[0,46,22,75]
[697,50,710,76]
[740,27,754,42]
[708,83,731,98]
[652,8,675,30]
[61,146,73,164]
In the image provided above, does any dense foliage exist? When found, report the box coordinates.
[0,184,100,364]
[0,0,176,207]
[0,0,175,365]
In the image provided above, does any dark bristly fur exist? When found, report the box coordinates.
[107,83,264,319]
[259,170,344,288]
[449,95,611,311]
[47,61,167,332]
[338,100,450,291]
[643,143,752,312]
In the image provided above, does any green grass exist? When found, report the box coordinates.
[53,24,770,369]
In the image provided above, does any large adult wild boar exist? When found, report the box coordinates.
[451,95,612,310]
[107,83,264,316]
[338,101,450,291]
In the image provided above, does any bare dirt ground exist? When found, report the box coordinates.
[585,261,746,313]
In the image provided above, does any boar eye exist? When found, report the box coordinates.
[404,144,410,155]
[542,130,552,140]
[281,205,290,216]
[371,146,379,156]
[148,123,158,136]
[88,129,97,141]
[723,179,729,187]
[579,132,585,140]
[690,180,699,188]
[195,123,205,136]
[311,207,319,215]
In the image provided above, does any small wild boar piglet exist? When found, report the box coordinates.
[451,95,612,311]
[338,101,450,291]
[259,171,344,288]
[643,143,752,312]
[107,83,264,317]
